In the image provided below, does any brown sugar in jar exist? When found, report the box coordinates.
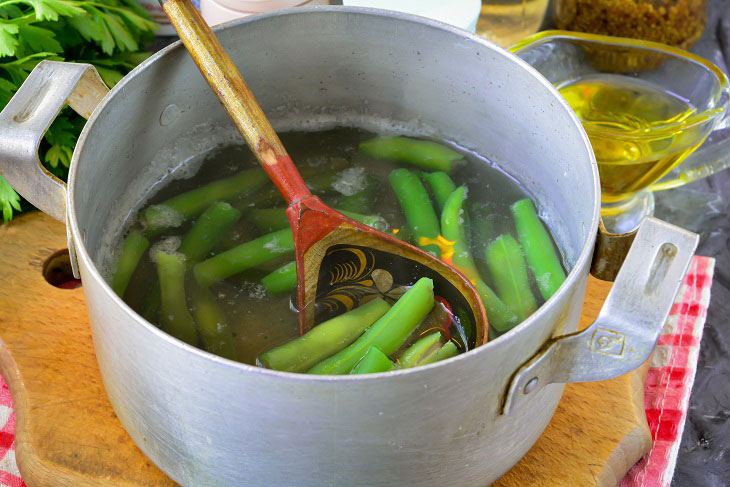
[553,0,707,49]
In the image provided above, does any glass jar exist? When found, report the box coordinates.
[552,0,707,50]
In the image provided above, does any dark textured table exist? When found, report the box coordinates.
[661,1,730,485]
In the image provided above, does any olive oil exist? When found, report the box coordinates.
[476,0,549,47]
[558,74,702,202]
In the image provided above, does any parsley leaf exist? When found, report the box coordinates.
[0,174,21,223]
[0,0,157,222]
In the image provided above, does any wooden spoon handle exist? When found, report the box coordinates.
[161,0,312,205]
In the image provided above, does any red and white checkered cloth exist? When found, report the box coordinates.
[621,255,715,487]
[0,256,715,487]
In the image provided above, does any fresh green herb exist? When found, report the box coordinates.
[0,0,157,222]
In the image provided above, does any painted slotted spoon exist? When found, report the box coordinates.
[160,0,489,346]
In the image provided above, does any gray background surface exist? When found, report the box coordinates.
[659,1,730,484]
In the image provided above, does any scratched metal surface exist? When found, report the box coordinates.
[151,2,730,483]
[658,1,730,484]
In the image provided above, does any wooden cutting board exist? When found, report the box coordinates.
[0,212,651,487]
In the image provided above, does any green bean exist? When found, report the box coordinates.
[510,199,566,300]
[469,202,495,284]
[422,171,456,214]
[336,173,380,214]
[308,277,434,375]
[190,286,237,360]
[141,168,269,234]
[111,231,150,298]
[249,207,387,234]
[193,228,294,287]
[248,208,290,233]
[258,298,391,372]
[139,284,161,324]
[440,187,519,332]
[398,331,443,368]
[419,341,459,366]
[388,168,441,256]
[473,280,520,334]
[240,165,353,211]
[261,261,296,295]
[156,251,197,345]
[245,186,282,210]
[359,136,465,172]
[351,346,395,374]
[485,234,537,321]
[179,202,241,261]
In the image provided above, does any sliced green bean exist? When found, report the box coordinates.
[156,251,197,345]
[511,199,566,300]
[190,286,237,360]
[194,228,294,287]
[249,207,387,234]
[359,136,465,172]
[139,284,161,325]
[388,168,441,256]
[261,261,296,295]
[440,187,519,332]
[336,173,380,214]
[248,208,290,233]
[179,201,241,261]
[141,168,268,234]
[111,230,150,298]
[258,298,391,372]
[242,162,353,210]
[308,277,434,375]
[398,331,443,368]
[419,341,459,366]
[351,346,395,374]
[485,234,537,321]
[422,171,457,214]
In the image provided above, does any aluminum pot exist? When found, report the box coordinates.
[0,7,698,486]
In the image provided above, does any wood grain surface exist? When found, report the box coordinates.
[0,212,651,486]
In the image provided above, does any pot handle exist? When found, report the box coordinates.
[502,217,698,415]
[0,61,108,222]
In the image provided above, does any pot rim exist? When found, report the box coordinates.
[67,6,601,382]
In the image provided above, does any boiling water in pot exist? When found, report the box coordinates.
[111,127,568,370]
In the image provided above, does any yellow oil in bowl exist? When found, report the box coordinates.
[558,74,707,204]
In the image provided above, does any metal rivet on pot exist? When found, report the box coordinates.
[160,104,180,126]
[523,377,538,394]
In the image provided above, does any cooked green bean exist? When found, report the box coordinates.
[248,208,290,233]
[351,346,395,374]
[398,331,443,368]
[139,284,161,324]
[156,251,197,345]
[419,341,459,366]
[261,261,296,295]
[511,199,566,300]
[485,234,537,321]
[194,228,294,287]
[111,230,150,298]
[141,168,268,234]
[249,207,387,234]
[308,277,434,375]
[440,187,519,332]
[388,168,441,256]
[359,136,465,172]
[179,201,241,261]
[258,298,391,372]
[422,171,456,214]
[336,173,380,214]
[190,286,237,360]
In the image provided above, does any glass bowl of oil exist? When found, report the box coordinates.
[511,30,729,233]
